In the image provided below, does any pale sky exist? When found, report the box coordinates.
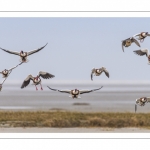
[0,18,150,82]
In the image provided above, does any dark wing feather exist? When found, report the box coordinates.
[80,86,103,94]
[91,73,93,81]
[91,68,95,81]
[8,62,23,71]
[122,40,125,52]
[0,47,19,55]
[27,43,48,56]
[21,75,34,89]
[133,49,148,56]
[47,86,70,93]
[131,38,141,47]
[103,69,109,78]
[39,71,55,79]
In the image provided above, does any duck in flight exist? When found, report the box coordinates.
[135,97,150,113]
[0,62,23,78]
[0,43,48,63]
[47,86,103,99]
[91,67,109,81]
[122,37,140,52]
[133,32,150,42]
[133,49,150,64]
[21,71,55,90]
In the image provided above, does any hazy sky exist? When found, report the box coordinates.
[0,18,150,82]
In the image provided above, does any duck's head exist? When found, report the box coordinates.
[35,76,39,80]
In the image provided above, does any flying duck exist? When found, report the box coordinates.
[21,71,55,90]
[122,37,140,52]
[133,49,150,64]
[47,86,103,99]
[91,67,109,81]
[0,62,23,78]
[133,32,150,42]
[135,97,150,113]
[0,43,48,63]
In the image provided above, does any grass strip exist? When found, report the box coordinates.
[0,111,149,128]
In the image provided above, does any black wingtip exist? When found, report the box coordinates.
[43,43,48,47]
[47,86,51,90]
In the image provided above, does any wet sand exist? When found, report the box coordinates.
[0,90,149,113]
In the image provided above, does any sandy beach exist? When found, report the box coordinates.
[0,127,149,133]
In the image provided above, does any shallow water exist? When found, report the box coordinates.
[0,84,150,113]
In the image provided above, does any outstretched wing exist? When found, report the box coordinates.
[131,38,141,47]
[91,68,95,81]
[0,47,19,55]
[133,33,140,37]
[80,86,103,94]
[146,97,150,102]
[103,68,109,78]
[8,62,23,71]
[1,77,7,85]
[47,86,71,93]
[39,71,55,79]
[133,49,149,56]
[21,75,34,89]
[27,43,48,56]
[122,41,125,52]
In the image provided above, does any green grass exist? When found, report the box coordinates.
[0,111,150,128]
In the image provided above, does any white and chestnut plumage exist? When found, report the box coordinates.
[133,32,150,42]
[135,97,150,113]
[47,86,103,99]
[91,67,109,81]
[21,71,55,90]
[0,62,23,78]
[122,37,140,52]
[133,49,150,64]
[0,43,48,63]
